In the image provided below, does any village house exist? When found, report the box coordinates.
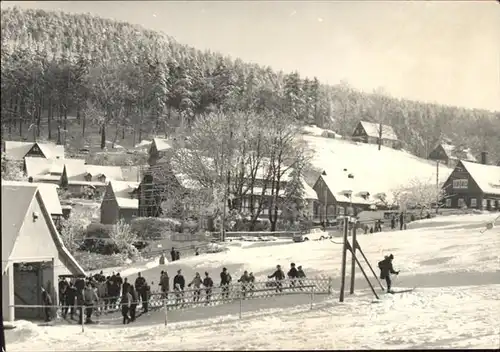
[351,121,401,149]
[428,142,477,167]
[100,181,140,224]
[441,152,500,211]
[148,137,173,166]
[312,170,390,223]
[2,183,85,322]
[24,157,86,185]
[3,141,65,161]
[61,164,125,198]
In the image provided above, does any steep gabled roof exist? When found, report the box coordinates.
[358,121,398,141]
[440,143,477,162]
[152,138,173,152]
[460,161,500,196]
[3,141,65,160]
[36,143,65,159]
[108,181,140,209]
[1,180,62,215]
[1,184,85,275]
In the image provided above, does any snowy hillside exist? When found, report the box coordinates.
[5,213,500,350]
[299,129,453,200]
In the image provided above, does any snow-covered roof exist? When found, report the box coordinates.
[65,164,124,184]
[109,181,140,209]
[319,172,377,206]
[1,180,62,215]
[3,141,65,160]
[153,138,173,152]
[302,179,318,200]
[440,143,477,162]
[25,157,86,178]
[358,121,398,141]
[460,161,500,196]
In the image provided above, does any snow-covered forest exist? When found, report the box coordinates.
[1,7,499,161]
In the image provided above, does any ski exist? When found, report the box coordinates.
[388,287,416,294]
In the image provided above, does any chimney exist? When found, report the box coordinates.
[481,151,488,165]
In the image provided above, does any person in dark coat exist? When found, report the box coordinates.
[287,263,298,288]
[173,269,185,305]
[175,251,181,261]
[159,271,170,299]
[202,272,214,305]
[237,271,250,298]
[170,247,176,262]
[122,277,131,296]
[399,212,405,230]
[129,286,138,322]
[220,267,232,300]
[63,282,77,319]
[41,287,52,322]
[121,287,132,324]
[134,273,148,312]
[297,266,306,289]
[159,253,166,265]
[74,276,86,323]
[268,265,285,292]
[58,278,69,306]
[378,254,400,293]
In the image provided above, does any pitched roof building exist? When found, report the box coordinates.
[428,143,477,166]
[441,159,500,210]
[2,184,85,321]
[351,121,400,149]
[100,181,140,224]
[24,157,86,183]
[3,141,65,161]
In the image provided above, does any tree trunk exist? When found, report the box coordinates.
[47,99,52,140]
[8,96,14,135]
[19,98,25,137]
[100,124,106,150]
[37,94,43,137]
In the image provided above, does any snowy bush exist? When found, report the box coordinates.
[205,242,228,253]
[130,217,182,240]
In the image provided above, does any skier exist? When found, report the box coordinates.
[202,272,214,305]
[187,272,203,302]
[220,267,232,300]
[268,265,285,293]
[378,254,400,293]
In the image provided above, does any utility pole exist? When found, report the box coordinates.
[339,215,349,302]
[436,160,440,214]
[349,201,357,294]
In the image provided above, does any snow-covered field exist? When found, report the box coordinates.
[6,213,500,350]
[300,132,453,197]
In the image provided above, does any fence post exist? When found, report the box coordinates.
[81,304,85,333]
[327,277,332,295]
[164,298,168,327]
[239,290,242,319]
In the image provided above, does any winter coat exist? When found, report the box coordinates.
[268,269,285,281]
[238,274,250,283]
[65,287,77,305]
[83,287,98,304]
[115,275,123,286]
[159,255,166,265]
[75,278,85,291]
[287,267,298,279]
[220,272,232,285]
[170,250,176,261]
[121,292,132,310]
[173,274,185,290]
[248,274,255,283]
[297,269,306,278]
[96,282,107,298]
[130,288,139,304]
[203,277,214,288]
[188,276,203,288]
[42,290,52,305]
[160,274,170,292]
[378,258,398,279]
[59,280,69,295]
[135,276,146,291]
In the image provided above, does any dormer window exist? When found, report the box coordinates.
[359,191,370,200]
[84,173,92,182]
[97,174,106,183]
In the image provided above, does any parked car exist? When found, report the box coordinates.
[292,228,330,242]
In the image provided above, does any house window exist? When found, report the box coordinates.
[482,199,487,208]
[452,179,468,189]
[470,198,477,208]
[445,198,452,208]
[458,198,465,208]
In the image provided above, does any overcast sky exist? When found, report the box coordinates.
[3,1,500,111]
